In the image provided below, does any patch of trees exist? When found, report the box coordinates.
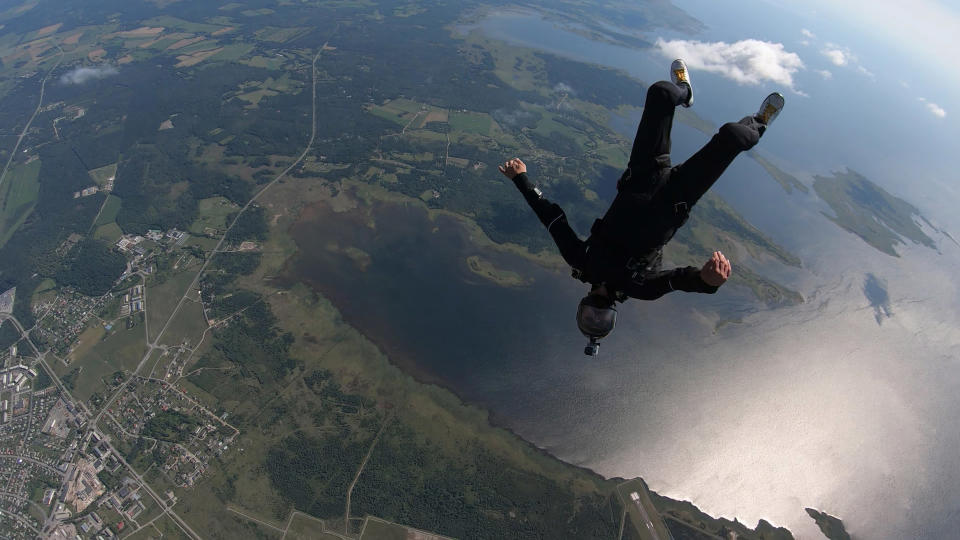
[265,432,369,517]
[143,410,200,443]
[55,239,126,296]
[265,415,621,539]
[351,422,620,539]
[225,205,268,244]
[33,367,52,391]
[0,320,19,350]
[538,54,649,110]
[214,252,262,276]
[211,298,295,383]
[61,368,80,391]
[304,369,374,409]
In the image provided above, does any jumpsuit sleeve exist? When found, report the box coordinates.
[511,172,587,270]
[623,266,720,300]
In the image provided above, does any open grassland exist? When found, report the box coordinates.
[66,322,106,364]
[146,259,204,342]
[31,279,56,305]
[240,54,288,70]
[460,30,545,91]
[94,195,122,226]
[88,162,117,186]
[242,8,276,17]
[190,196,239,235]
[367,98,427,125]
[359,518,409,540]
[254,26,312,43]
[234,73,304,107]
[125,514,192,540]
[449,110,492,135]
[286,513,341,539]
[158,295,206,348]
[93,222,123,243]
[0,158,41,248]
[141,15,227,35]
[58,322,147,402]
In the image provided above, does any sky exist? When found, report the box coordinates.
[660,0,960,234]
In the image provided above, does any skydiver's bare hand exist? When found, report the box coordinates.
[700,251,732,287]
[498,158,526,179]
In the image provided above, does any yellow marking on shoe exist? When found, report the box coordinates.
[762,104,777,122]
[673,69,688,83]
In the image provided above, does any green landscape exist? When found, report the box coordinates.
[0,0,868,538]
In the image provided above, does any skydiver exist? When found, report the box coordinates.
[499,59,785,355]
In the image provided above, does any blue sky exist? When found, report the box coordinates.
[663,0,960,228]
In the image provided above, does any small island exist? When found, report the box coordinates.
[813,169,937,257]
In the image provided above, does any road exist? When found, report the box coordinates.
[0,47,63,193]
[344,414,392,534]
[3,35,332,540]
[83,43,329,539]
[93,44,326,428]
[0,455,63,477]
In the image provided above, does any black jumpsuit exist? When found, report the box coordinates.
[512,80,765,300]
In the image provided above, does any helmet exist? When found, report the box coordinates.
[576,292,617,355]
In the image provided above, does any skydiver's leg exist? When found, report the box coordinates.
[620,81,691,192]
[513,174,587,270]
[666,115,764,207]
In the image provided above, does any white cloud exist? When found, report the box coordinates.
[926,103,946,118]
[654,38,805,92]
[60,65,119,85]
[820,43,874,78]
[919,97,947,118]
[801,28,816,39]
[821,44,852,66]
[816,69,833,80]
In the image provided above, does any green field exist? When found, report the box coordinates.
[88,162,117,186]
[286,513,340,539]
[189,196,238,235]
[359,518,414,540]
[241,8,275,17]
[58,322,147,403]
[210,42,255,62]
[0,158,41,248]
[159,295,207,348]
[254,26,311,43]
[147,263,202,342]
[125,514,192,540]
[449,111,492,134]
[95,194,123,226]
[142,15,228,34]
[240,55,287,70]
[94,222,124,243]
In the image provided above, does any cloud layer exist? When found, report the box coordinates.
[655,38,804,92]
[919,97,947,118]
[60,65,119,85]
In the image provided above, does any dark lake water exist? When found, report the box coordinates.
[282,7,960,538]
[284,196,746,412]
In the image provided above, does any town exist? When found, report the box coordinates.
[0,219,244,538]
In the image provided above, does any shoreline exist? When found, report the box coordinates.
[271,178,799,537]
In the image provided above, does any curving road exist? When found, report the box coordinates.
[0,48,63,193]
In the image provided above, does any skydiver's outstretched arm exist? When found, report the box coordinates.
[499,158,587,270]
[622,251,730,300]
